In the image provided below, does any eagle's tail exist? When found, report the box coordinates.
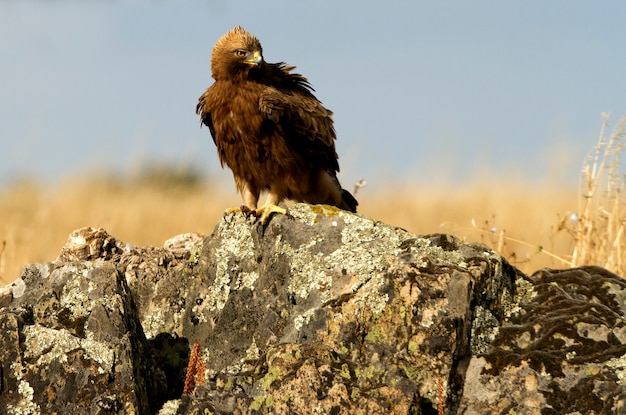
[339,189,358,213]
[318,171,358,213]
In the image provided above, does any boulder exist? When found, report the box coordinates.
[459,266,626,414]
[0,204,625,414]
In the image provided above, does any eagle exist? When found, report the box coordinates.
[196,26,358,222]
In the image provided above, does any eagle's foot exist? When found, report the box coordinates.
[223,205,255,220]
[252,203,287,224]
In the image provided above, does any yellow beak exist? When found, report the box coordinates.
[245,50,262,67]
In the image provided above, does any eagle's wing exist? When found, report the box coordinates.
[259,86,339,172]
[196,90,217,145]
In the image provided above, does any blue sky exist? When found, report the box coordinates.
[1,0,625,190]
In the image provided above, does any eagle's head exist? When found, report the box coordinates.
[211,26,264,81]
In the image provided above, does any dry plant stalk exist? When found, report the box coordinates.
[437,376,444,415]
[457,113,625,275]
[196,359,206,387]
[568,113,626,275]
[353,177,367,196]
[183,342,204,395]
[0,240,6,279]
[466,218,572,269]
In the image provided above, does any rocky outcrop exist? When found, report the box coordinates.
[1,204,625,414]
[459,266,626,414]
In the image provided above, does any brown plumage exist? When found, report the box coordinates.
[196,26,357,218]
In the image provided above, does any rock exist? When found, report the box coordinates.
[0,261,167,414]
[56,227,126,262]
[0,204,625,414]
[458,266,626,414]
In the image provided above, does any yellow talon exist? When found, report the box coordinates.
[253,204,287,224]
[223,204,286,224]
[224,205,252,217]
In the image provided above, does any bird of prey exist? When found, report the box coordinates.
[196,26,357,223]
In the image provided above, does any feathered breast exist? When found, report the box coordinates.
[197,63,340,189]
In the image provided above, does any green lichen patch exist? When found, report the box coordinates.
[23,324,116,372]
[206,216,256,313]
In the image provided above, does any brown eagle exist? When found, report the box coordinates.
[196,26,358,222]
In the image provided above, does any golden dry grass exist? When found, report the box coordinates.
[360,181,578,269]
[1,116,624,285]
[0,171,587,285]
[0,169,235,285]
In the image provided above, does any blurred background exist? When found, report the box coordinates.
[1,0,625,283]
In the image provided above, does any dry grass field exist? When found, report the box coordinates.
[1,116,624,285]
[0,173,568,285]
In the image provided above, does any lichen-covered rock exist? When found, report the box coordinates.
[1,204,625,414]
[56,227,126,262]
[0,261,167,414]
[167,206,517,414]
[458,266,626,414]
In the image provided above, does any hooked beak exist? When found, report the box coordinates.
[245,50,262,67]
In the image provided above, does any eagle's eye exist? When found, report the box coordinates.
[235,49,246,58]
